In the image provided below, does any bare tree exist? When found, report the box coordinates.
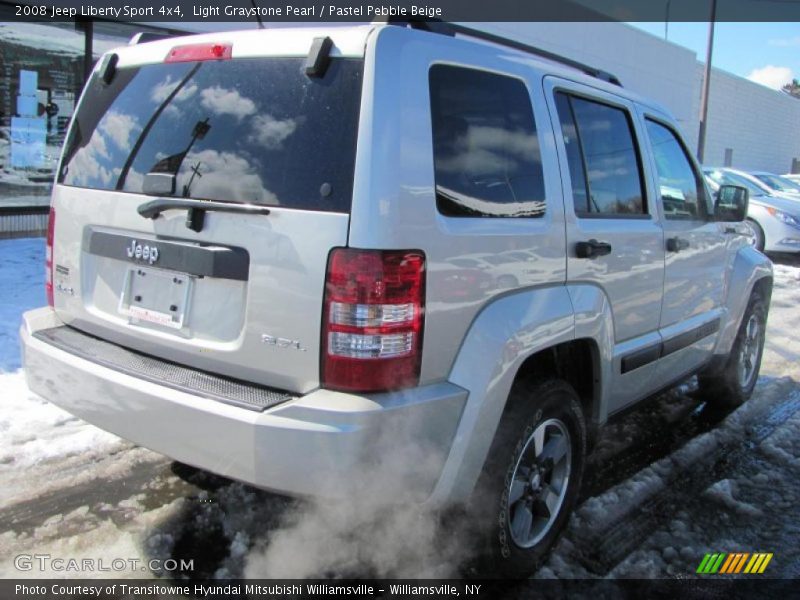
[783,78,800,99]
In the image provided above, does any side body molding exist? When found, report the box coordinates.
[428,285,577,504]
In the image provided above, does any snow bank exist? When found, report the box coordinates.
[0,371,121,478]
[0,238,45,372]
[0,237,132,506]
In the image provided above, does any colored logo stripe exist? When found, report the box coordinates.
[719,553,749,574]
[720,553,736,574]
[696,554,713,573]
[744,553,773,574]
[697,553,727,574]
[698,552,772,574]
[733,553,750,573]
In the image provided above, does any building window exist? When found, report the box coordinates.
[0,17,180,208]
[0,22,86,206]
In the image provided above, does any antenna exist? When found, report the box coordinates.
[250,0,265,29]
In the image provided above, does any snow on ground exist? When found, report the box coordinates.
[0,372,120,476]
[0,237,799,580]
[0,238,144,509]
[762,262,800,372]
[0,238,46,371]
[539,254,800,579]
[0,240,125,498]
[540,376,800,578]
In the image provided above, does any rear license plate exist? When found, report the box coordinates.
[119,267,192,330]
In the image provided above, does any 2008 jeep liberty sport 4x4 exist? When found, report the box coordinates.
[20,20,772,576]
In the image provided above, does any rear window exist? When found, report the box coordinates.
[58,57,363,213]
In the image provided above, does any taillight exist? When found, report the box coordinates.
[45,207,55,307]
[322,248,426,392]
[165,42,232,63]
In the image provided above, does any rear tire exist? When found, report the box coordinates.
[468,379,586,578]
[699,292,767,408]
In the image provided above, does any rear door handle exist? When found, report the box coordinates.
[575,239,612,259]
[666,237,690,252]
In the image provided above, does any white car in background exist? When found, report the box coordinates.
[782,173,800,185]
[749,171,800,198]
[710,167,795,199]
[704,167,800,253]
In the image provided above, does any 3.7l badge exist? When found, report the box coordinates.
[261,334,307,352]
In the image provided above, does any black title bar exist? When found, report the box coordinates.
[5,579,800,599]
[3,0,800,23]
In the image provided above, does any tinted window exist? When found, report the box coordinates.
[556,93,645,216]
[555,93,590,215]
[429,65,545,218]
[645,120,709,220]
[59,58,363,212]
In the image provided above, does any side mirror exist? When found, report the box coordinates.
[714,184,749,222]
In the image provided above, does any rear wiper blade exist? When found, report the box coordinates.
[138,198,271,233]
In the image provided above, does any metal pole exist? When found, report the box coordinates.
[697,0,717,163]
[82,19,93,84]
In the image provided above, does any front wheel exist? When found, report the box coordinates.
[744,219,765,252]
[469,379,586,577]
[699,292,767,407]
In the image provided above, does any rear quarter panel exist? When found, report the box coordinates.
[428,285,576,503]
[349,26,568,386]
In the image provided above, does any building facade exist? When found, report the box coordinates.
[0,12,181,207]
[482,21,800,174]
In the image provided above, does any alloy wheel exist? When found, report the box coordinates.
[506,418,572,548]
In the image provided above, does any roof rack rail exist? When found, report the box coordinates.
[380,18,622,87]
[129,32,174,45]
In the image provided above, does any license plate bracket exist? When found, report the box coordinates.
[119,267,192,330]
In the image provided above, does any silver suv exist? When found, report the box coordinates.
[20,21,772,576]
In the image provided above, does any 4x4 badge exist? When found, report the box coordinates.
[126,239,159,265]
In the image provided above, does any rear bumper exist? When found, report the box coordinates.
[20,307,467,502]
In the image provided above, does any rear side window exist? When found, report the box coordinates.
[429,65,545,218]
[58,58,363,212]
[555,92,646,217]
[645,119,710,220]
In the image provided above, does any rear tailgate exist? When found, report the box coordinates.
[49,29,366,395]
